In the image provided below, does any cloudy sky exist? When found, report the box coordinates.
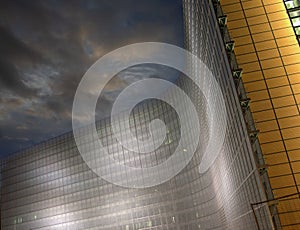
[0,0,184,157]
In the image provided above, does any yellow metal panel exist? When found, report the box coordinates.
[234,43,255,55]
[243,70,264,82]
[230,27,250,38]
[250,23,271,34]
[268,163,292,177]
[259,130,282,143]
[270,19,292,30]
[236,53,258,64]
[269,86,292,98]
[245,7,265,17]
[252,108,276,122]
[262,0,282,5]
[279,117,300,129]
[291,162,300,173]
[261,141,285,154]
[252,31,274,42]
[247,15,268,26]
[268,11,289,22]
[227,18,247,29]
[261,58,283,69]
[226,11,244,20]
[241,61,261,73]
[289,150,300,162]
[270,175,295,188]
[275,106,299,118]
[276,36,299,47]
[266,76,289,88]
[264,151,288,165]
[256,120,279,132]
[273,28,295,39]
[222,3,242,13]
[255,40,277,51]
[263,66,286,78]
[280,45,300,56]
[234,35,252,46]
[286,64,300,75]
[244,80,266,92]
[242,0,263,10]
[288,73,300,84]
[265,3,285,14]
[291,84,300,94]
[273,187,298,198]
[248,89,270,101]
[285,138,300,151]
[272,95,295,108]
[258,49,280,60]
[282,127,300,139]
[282,54,300,66]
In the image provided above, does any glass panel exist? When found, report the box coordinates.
[292,18,300,27]
[289,9,300,18]
[284,0,300,9]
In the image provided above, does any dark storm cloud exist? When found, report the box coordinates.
[0,0,183,156]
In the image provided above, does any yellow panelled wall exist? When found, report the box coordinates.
[220,0,300,229]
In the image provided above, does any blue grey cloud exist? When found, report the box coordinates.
[0,0,183,156]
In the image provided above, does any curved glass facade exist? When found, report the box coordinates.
[1,1,275,229]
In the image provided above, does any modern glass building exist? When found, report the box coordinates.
[219,0,300,229]
[2,0,298,229]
